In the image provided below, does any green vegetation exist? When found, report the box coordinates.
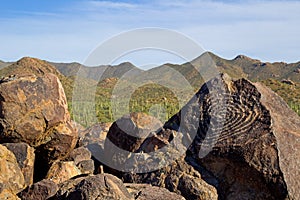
[262,79,300,115]
[1,54,300,127]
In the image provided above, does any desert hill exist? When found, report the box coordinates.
[1,53,300,124]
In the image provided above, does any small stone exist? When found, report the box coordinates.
[45,161,81,184]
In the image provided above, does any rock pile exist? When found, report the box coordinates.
[0,58,299,200]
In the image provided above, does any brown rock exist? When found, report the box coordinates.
[125,184,185,200]
[122,157,218,200]
[79,122,112,146]
[45,161,81,184]
[255,82,300,200]
[2,143,35,186]
[37,121,77,164]
[76,160,95,174]
[18,179,58,200]
[0,144,25,194]
[0,73,70,147]
[53,173,133,200]
[65,147,92,165]
[105,112,162,153]
[64,147,94,174]
[165,73,299,199]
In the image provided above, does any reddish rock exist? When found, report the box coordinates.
[0,73,70,147]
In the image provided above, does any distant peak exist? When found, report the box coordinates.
[16,57,44,65]
[233,55,260,63]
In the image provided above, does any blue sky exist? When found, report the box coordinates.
[1,0,300,66]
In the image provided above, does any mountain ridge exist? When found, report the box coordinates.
[1,53,300,123]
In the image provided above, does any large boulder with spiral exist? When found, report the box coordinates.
[164,73,300,200]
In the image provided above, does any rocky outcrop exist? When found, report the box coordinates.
[0,72,77,181]
[53,174,134,200]
[18,179,58,200]
[0,144,25,194]
[255,83,300,200]
[2,143,35,186]
[164,73,299,199]
[122,157,218,200]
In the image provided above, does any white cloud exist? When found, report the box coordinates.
[0,0,299,64]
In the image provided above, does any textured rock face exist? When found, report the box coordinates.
[53,174,134,200]
[164,74,299,199]
[2,143,35,187]
[255,83,300,200]
[125,184,186,200]
[18,179,58,200]
[0,73,77,181]
[0,73,70,147]
[0,144,25,194]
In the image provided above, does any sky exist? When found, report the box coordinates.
[0,0,300,67]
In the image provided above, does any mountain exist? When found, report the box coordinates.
[50,61,143,81]
[0,60,13,70]
[1,53,300,124]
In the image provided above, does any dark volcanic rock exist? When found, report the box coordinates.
[125,183,185,200]
[64,147,94,175]
[122,157,218,200]
[18,179,58,200]
[164,73,299,199]
[53,173,133,200]
[2,143,35,187]
[105,112,162,153]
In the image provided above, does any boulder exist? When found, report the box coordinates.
[105,112,162,153]
[0,144,25,194]
[0,73,70,147]
[64,147,94,174]
[165,73,299,199]
[53,173,133,200]
[65,147,92,165]
[2,143,35,186]
[78,122,112,147]
[36,121,77,164]
[122,157,218,200]
[45,161,81,184]
[18,179,58,200]
[125,184,185,200]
